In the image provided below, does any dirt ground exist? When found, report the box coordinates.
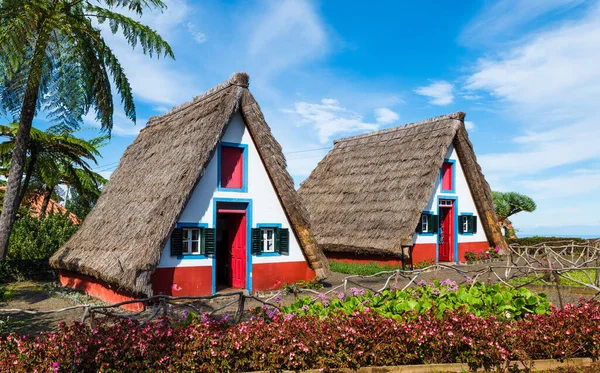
[0,264,594,335]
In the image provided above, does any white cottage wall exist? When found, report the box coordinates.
[157,112,306,269]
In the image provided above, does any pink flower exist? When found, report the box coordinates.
[171,283,182,291]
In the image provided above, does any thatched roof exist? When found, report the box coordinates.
[298,112,506,256]
[50,73,329,296]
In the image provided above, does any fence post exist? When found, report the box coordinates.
[595,249,600,288]
[235,294,246,324]
[552,270,564,310]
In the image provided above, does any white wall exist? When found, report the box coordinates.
[413,145,488,245]
[157,112,306,268]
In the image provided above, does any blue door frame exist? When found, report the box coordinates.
[436,195,459,264]
[212,198,253,294]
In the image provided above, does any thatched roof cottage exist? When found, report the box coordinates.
[51,73,329,308]
[298,112,506,266]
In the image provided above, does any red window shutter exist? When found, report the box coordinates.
[221,146,244,188]
[441,162,453,191]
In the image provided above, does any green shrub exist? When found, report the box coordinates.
[282,280,551,320]
[507,236,594,246]
[7,213,78,260]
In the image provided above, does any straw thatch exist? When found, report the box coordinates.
[298,112,506,256]
[50,73,329,296]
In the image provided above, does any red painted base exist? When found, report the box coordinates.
[59,270,144,311]
[152,266,212,296]
[411,244,437,264]
[252,261,315,291]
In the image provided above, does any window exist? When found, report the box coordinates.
[183,228,201,254]
[439,199,453,207]
[421,215,429,233]
[251,226,289,255]
[459,215,478,234]
[261,227,276,253]
[171,226,216,257]
[417,213,438,234]
[441,161,454,192]
[219,143,247,191]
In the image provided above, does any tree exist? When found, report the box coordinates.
[0,0,174,260]
[492,191,537,223]
[0,123,107,210]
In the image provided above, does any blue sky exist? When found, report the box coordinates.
[54,0,600,236]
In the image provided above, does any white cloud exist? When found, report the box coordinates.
[83,111,146,137]
[459,0,585,46]
[463,4,600,232]
[466,4,600,118]
[374,108,399,124]
[186,22,207,44]
[464,121,476,131]
[468,4,600,177]
[414,81,454,106]
[520,171,600,199]
[246,0,327,80]
[284,98,381,144]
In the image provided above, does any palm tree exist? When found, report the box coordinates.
[0,0,174,260]
[0,123,107,216]
[492,191,537,223]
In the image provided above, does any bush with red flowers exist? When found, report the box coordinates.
[1,299,600,372]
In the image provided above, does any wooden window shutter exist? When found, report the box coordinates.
[471,216,478,234]
[416,215,423,233]
[204,228,216,255]
[429,215,439,234]
[279,228,290,255]
[171,228,184,256]
[251,228,262,255]
[458,216,465,234]
[274,228,281,254]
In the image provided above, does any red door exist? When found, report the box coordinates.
[228,213,246,288]
[439,201,454,262]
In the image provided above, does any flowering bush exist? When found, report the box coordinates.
[465,246,501,262]
[282,280,550,320]
[1,299,600,372]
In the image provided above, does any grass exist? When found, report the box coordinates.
[329,259,434,276]
[510,270,599,287]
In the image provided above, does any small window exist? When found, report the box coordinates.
[183,228,202,255]
[252,226,290,255]
[262,228,276,253]
[421,215,429,233]
[461,216,469,233]
[441,162,453,192]
[459,215,478,234]
[417,213,438,234]
[220,145,245,190]
[170,227,216,257]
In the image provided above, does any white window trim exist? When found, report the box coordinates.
[462,216,469,233]
[182,228,203,255]
[261,227,276,253]
[421,215,429,233]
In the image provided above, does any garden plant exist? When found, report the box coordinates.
[0,298,599,372]
[282,280,551,320]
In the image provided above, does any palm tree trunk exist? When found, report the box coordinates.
[18,150,37,207]
[0,26,51,261]
[39,185,53,217]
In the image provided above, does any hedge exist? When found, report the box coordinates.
[1,299,600,372]
[507,236,595,247]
